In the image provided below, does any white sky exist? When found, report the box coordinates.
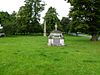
[0,0,70,23]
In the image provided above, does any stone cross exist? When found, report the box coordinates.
[55,23,57,31]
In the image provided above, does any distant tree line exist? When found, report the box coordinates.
[0,0,70,36]
[0,0,45,35]
[0,0,99,41]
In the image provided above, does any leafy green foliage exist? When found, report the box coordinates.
[0,11,17,35]
[17,0,45,34]
[67,0,100,41]
[44,7,62,33]
[61,17,70,34]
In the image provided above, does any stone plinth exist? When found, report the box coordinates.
[48,30,64,46]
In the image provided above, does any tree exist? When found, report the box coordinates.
[61,17,70,34]
[44,7,62,34]
[0,11,17,35]
[17,0,45,34]
[65,0,100,41]
[17,6,29,34]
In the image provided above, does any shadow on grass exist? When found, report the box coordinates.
[83,60,100,63]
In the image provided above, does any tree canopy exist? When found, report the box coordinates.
[61,17,70,34]
[44,7,62,34]
[17,0,45,34]
[0,11,17,35]
[66,0,100,41]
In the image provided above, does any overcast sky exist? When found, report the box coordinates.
[0,0,70,23]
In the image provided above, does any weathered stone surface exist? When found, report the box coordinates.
[48,30,64,46]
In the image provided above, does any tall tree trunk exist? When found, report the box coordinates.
[91,34,98,41]
[76,32,78,36]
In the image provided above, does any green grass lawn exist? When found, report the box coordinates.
[0,35,100,75]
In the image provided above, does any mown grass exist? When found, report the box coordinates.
[0,35,100,75]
